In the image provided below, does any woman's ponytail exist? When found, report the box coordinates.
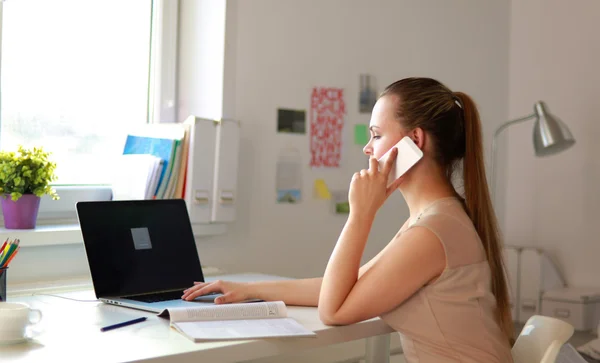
[454,91,514,344]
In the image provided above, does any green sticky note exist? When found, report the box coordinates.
[354,124,369,145]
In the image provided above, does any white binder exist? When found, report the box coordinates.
[503,246,567,323]
[517,247,566,323]
[503,246,521,322]
[211,119,240,223]
[184,116,218,224]
[519,248,542,322]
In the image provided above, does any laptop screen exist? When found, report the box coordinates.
[76,199,205,298]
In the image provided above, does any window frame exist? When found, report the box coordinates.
[0,0,180,225]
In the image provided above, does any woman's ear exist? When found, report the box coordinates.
[411,128,425,149]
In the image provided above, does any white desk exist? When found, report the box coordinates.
[1,274,395,363]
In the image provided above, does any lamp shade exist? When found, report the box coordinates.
[532,101,576,157]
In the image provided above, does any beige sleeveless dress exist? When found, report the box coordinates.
[381,197,513,363]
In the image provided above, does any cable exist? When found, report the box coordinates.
[33,293,99,303]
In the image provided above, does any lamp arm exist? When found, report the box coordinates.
[490,112,536,205]
[493,113,537,140]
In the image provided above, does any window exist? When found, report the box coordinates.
[0,0,153,185]
[0,0,178,223]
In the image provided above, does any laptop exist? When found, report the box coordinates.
[76,199,222,313]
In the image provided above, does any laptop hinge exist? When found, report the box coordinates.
[106,287,188,298]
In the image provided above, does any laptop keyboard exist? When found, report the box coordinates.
[123,290,218,303]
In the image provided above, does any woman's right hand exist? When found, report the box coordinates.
[181,280,252,304]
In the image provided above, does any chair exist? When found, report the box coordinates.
[512,315,575,363]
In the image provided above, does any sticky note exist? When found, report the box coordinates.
[354,124,369,145]
[314,179,332,200]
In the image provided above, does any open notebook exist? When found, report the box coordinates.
[158,301,316,342]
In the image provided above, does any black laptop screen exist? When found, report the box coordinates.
[76,199,205,298]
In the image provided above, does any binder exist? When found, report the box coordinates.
[211,119,240,223]
[184,116,218,224]
[519,248,542,323]
[503,246,521,322]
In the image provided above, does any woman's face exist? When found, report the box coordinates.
[363,95,406,160]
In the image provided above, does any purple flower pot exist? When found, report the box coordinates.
[1,194,41,229]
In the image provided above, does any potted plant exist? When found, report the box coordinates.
[0,146,59,229]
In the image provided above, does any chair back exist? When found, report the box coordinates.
[512,315,574,363]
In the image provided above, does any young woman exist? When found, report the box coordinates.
[182,77,514,362]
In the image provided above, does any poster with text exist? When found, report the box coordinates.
[310,87,345,168]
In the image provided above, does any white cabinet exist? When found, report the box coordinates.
[542,287,600,332]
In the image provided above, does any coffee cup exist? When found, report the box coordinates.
[0,302,42,344]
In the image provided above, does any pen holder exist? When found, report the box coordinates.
[0,268,6,302]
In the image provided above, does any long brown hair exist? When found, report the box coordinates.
[380,77,514,343]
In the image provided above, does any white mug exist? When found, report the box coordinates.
[0,302,42,343]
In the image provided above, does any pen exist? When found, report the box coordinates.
[100,317,147,332]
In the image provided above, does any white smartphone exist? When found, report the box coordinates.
[377,136,423,185]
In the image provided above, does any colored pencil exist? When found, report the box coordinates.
[0,238,23,268]
[1,246,19,268]
[0,243,9,262]
[0,240,7,255]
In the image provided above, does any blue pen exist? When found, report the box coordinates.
[100,317,147,332]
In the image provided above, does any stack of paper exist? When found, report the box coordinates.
[118,123,192,200]
[111,154,163,200]
[577,338,600,362]
[557,343,591,363]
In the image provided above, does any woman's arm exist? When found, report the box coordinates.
[182,278,322,306]
[318,221,446,325]
[181,247,392,306]
[316,153,446,325]
[319,214,373,319]
[247,250,392,307]
[250,235,404,307]
[248,278,322,306]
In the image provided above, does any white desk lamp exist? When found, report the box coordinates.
[490,101,576,202]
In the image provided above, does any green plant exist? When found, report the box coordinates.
[0,146,59,201]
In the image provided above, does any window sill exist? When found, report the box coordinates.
[0,223,227,247]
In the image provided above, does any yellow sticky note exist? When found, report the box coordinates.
[314,179,332,200]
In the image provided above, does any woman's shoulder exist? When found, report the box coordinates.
[409,198,485,266]
[412,197,472,230]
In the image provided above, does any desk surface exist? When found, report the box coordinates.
[0,273,395,363]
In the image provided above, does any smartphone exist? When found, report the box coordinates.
[377,136,423,185]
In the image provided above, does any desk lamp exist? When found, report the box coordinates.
[490,101,576,202]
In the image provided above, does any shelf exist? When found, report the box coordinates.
[0,222,227,247]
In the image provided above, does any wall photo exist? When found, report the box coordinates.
[277,108,306,134]
[359,74,377,114]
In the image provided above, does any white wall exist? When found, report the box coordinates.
[8,0,510,287]
[505,0,600,287]
[186,0,510,279]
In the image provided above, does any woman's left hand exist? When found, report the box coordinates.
[349,147,401,218]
